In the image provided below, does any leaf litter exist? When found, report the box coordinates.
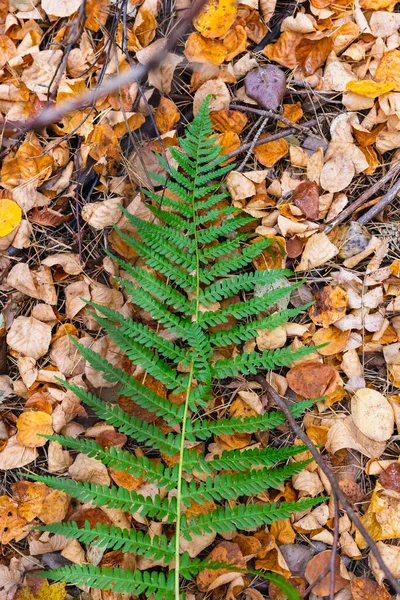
[1,0,400,598]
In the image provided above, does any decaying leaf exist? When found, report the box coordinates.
[193,0,238,39]
[16,411,53,448]
[305,551,349,596]
[309,285,348,327]
[287,361,337,398]
[245,65,286,110]
[7,317,52,360]
[351,388,394,442]
[295,232,339,271]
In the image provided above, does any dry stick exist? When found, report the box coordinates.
[324,161,400,233]
[254,376,400,595]
[237,116,269,172]
[356,175,400,226]
[230,104,320,134]
[226,118,318,160]
[15,0,207,133]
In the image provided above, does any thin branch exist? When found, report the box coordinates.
[254,376,400,595]
[356,175,400,226]
[325,161,400,233]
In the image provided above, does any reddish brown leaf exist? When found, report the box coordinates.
[286,236,304,258]
[29,207,71,227]
[295,37,334,76]
[305,551,348,596]
[196,542,246,591]
[379,463,400,492]
[287,361,337,398]
[292,180,319,220]
[351,577,392,600]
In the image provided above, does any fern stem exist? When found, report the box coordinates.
[174,110,204,600]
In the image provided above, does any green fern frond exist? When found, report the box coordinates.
[34,97,325,600]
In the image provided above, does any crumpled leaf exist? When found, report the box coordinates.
[374,49,400,91]
[369,542,400,585]
[155,97,180,134]
[81,197,123,230]
[295,232,339,271]
[309,285,348,327]
[245,65,286,110]
[68,453,111,486]
[351,577,391,600]
[0,496,29,544]
[7,316,52,360]
[197,542,247,592]
[264,31,302,69]
[326,416,386,459]
[295,36,333,76]
[193,0,237,39]
[287,361,337,398]
[15,580,66,600]
[7,263,57,304]
[351,389,394,442]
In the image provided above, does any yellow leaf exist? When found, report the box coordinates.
[193,0,238,39]
[15,580,66,600]
[16,411,53,448]
[346,80,396,98]
[0,198,22,237]
[374,49,400,91]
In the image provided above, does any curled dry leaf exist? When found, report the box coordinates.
[264,31,302,69]
[7,316,52,360]
[369,542,400,585]
[291,180,319,220]
[351,577,391,600]
[193,79,230,116]
[16,411,53,448]
[81,197,123,230]
[351,388,394,442]
[295,36,333,76]
[197,542,246,592]
[326,416,386,459]
[42,253,83,275]
[41,0,82,17]
[0,435,38,470]
[7,263,57,305]
[68,453,111,486]
[295,232,339,272]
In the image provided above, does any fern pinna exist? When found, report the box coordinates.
[28,98,323,600]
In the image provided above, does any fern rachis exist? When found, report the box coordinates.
[27,97,324,600]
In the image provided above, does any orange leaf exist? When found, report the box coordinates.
[193,0,238,39]
[155,97,180,134]
[134,8,157,48]
[210,109,248,133]
[312,326,350,356]
[0,35,16,69]
[16,411,53,448]
[351,578,392,600]
[295,36,333,76]
[309,285,348,327]
[287,361,337,398]
[185,32,227,64]
[197,542,246,591]
[223,25,247,61]
[374,49,400,91]
[1,136,53,188]
[360,0,398,9]
[216,131,241,160]
[253,135,288,167]
[305,551,348,596]
[264,31,302,69]
[278,102,303,127]
[0,496,28,544]
[85,0,109,32]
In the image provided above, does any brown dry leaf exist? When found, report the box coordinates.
[0,496,29,544]
[351,577,392,600]
[270,518,296,544]
[379,463,400,492]
[369,542,400,585]
[254,135,288,167]
[184,32,227,65]
[278,102,303,127]
[216,131,240,157]
[320,153,355,193]
[0,35,16,70]
[7,317,52,360]
[11,481,69,525]
[305,551,349,596]
[295,37,333,76]
[295,232,339,271]
[313,326,350,356]
[21,50,64,95]
[155,97,180,134]
[42,0,82,16]
[361,0,398,9]
[264,31,302,69]
[254,531,290,577]
[85,0,109,32]
[134,8,157,47]
[65,280,90,319]
[351,389,394,442]
[42,253,83,275]
[292,180,319,220]
[374,49,400,91]
[326,416,386,459]
[193,79,231,115]
[194,0,238,39]
[81,197,123,230]
[16,411,53,448]
[223,25,248,61]
[210,109,248,133]
[0,435,38,470]
[309,285,348,327]
[48,440,73,473]
[7,264,57,305]
[287,361,337,398]
[69,453,111,486]
[197,542,247,592]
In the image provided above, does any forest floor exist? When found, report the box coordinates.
[2,0,400,599]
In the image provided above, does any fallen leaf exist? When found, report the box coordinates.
[326,416,386,459]
[184,32,227,65]
[309,285,348,327]
[7,317,52,360]
[0,496,29,544]
[369,542,400,585]
[292,180,319,220]
[361,0,398,9]
[197,542,247,592]
[245,65,286,110]
[254,135,288,167]
[81,197,123,230]
[305,551,349,596]
[42,0,82,16]
[16,411,53,448]
[7,264,57,305]
[287,361,337,398]
[210,109,248,133]
[193,0,238,39]
[313,326,350,356]
[48,441,73,474]
[134,8,157,47]
[0,198,22,237]
[295,37,333,76]
[295,232,339,271]
[346,80,396,98]
[351,389,394,442]
[0,435,38,470]
[193,79,231,115]
[223,25,247,61]
[351,577,391,600]
[42,253,83,275]
[374,49,400,91]
[264,31,302,69]
[320,153,355,193]
[68,453,111,486]
[155,97,180,134]
[15,580,66,600]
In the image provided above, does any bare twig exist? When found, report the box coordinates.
[237,116,269,172]
[325,161,400,233]
[230,104,320,134]
[10,0,206,133]
[254,376,400,595]
[226,118,318,160]
[357,176,400,225]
